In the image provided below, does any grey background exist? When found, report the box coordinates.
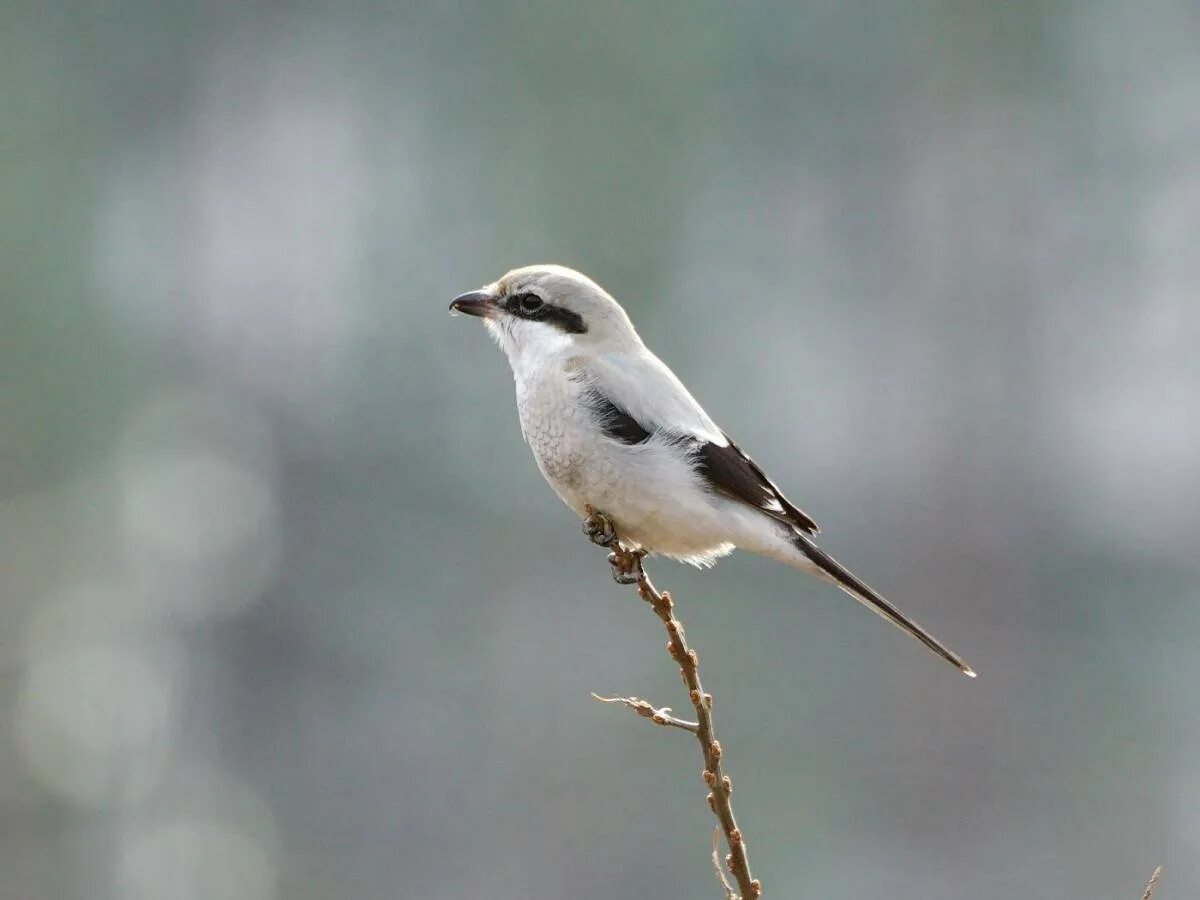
[3,2,1198,898]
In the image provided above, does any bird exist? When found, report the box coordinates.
[449,264,975,677]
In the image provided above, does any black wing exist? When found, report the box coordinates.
[584,386,819,536]
[696,439,819,535]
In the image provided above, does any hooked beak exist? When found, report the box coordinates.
[449,290,500,320]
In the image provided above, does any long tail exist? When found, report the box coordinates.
[793,533,976,678]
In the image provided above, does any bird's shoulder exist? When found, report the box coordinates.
[570,350,724,446]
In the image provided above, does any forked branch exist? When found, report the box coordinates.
[584,506,761,900]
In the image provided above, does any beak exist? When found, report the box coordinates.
[449,290,500,320]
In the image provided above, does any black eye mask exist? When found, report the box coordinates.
[505,293,588,334]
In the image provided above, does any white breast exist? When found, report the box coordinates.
[515,363,594,501]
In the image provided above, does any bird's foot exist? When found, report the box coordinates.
[582,508,617,548]
[608,548,646,585]
[584,507,645,584]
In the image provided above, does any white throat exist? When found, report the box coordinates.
[485,318,576,383]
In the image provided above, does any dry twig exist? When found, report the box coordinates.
[711,827,738,900]
[590,694,699,733]
[1140,866,1162,900]
[582,507,1161,900]
[585,506,761,899]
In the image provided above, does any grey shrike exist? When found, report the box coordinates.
[450,264,975,677]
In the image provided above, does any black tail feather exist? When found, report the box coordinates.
[795,534,976,678]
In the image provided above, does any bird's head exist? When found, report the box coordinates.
[449,264,641,363]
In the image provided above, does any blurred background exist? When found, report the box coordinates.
[3,2,1198,898]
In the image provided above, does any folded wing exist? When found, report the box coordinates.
[578,353,819,535]
[695,439,819,535]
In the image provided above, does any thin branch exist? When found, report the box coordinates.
[584,506,761,900]
[1140,866,1162,900]
[590,693,699,733]
[712,827,738,900]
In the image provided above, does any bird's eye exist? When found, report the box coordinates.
[518,294,543,313]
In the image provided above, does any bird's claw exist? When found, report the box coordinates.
[583,510,617,548]
[608,549,645,585]
[584,508,644,583]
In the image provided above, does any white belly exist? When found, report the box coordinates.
[514,368,742,564]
